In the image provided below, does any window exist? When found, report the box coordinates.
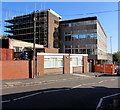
[79,34,86,38]
[71,56,83,67]
[13,46,22,52]
[69,23,72,27]
[65,49,71,53]
[44,57,63,68]
[65,35,71,41]
[72,33,97,39]
[87,49,92,54]
[65,45,71,48]
[73,34,79,39]
[72,57,78,66]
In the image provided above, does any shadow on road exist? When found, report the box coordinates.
[98,74,120,77]
[1,86,120,110]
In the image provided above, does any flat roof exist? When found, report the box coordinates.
[60,16,107,38]
[5,9,62,22]
[60,16,97,23]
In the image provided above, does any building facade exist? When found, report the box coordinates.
[1,39,43,52]
[59,17,108,65]
[5,9,61,48]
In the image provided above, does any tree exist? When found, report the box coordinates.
[113,52,120,63]
[2,36,9,39]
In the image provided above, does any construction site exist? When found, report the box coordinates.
[5,9,61,48]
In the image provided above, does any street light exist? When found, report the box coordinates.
[110,36,112,54]
[33,11,36,78]
[110,36,113,64]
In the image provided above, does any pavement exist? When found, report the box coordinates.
[0,72,114,88]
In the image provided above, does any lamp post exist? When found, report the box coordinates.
[33,11,36,78]
[110,36,112,54]
[110,36,113,64]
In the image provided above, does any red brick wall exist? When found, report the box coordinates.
[1,60,29,80]
[6,49,14,60]
[37,55,44,76]
[63,55,70,74]
[0,49,6,60]
[83,56,88,73]
[0,48,14,61]
[44,48,59,53]
[73,66,83,73]
[44,68,63,75]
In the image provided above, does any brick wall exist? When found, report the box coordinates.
[48,11,59,48]
[63,55,70,74]
[44,68,63,75]
[37,55,44,76]
[73,66,83,73]
[44,48,59,53]
[0,48,14,61]
[36,54,88,77]
[1,60,29,80]
[83,56,88,73]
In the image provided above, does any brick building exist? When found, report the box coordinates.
[5,9,61,48]
[4,10,112,72]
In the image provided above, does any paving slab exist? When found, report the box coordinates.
[1,72,114,88]
[1,73,95,88]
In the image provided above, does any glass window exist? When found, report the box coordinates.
[78,56,83,66]
[65,45,71,48]
[87,49,92,54]
[71,56,83,67]
[65,35,71,41]
[79,34,86,38]
[69,23,72,27]
[13,46,22,52]
[73,34,79,39]
[72,57,78,66]
[83,49,87,54]
[65,49,71,53]
[44,58,63,68]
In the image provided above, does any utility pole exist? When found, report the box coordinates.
[33,11,36,78]
[110,36,112,54]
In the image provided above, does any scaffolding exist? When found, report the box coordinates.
[5,10,48,47]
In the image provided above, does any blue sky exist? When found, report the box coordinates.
[2,2,118,53]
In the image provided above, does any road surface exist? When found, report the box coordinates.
[1,76,120,110]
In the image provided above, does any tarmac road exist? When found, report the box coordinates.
[1,76,120,110]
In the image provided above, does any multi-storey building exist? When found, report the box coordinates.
[5,10,110,68]
[59,16,108,65]
[5,9,61,48]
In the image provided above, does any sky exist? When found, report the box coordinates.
[1,2,118,53]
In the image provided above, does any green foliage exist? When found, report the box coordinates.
[2,36,9,39]
[113,52,120,63]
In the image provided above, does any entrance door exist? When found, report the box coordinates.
[89,60,94,72]
[70,58,73,74]
[89,62,92,72]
